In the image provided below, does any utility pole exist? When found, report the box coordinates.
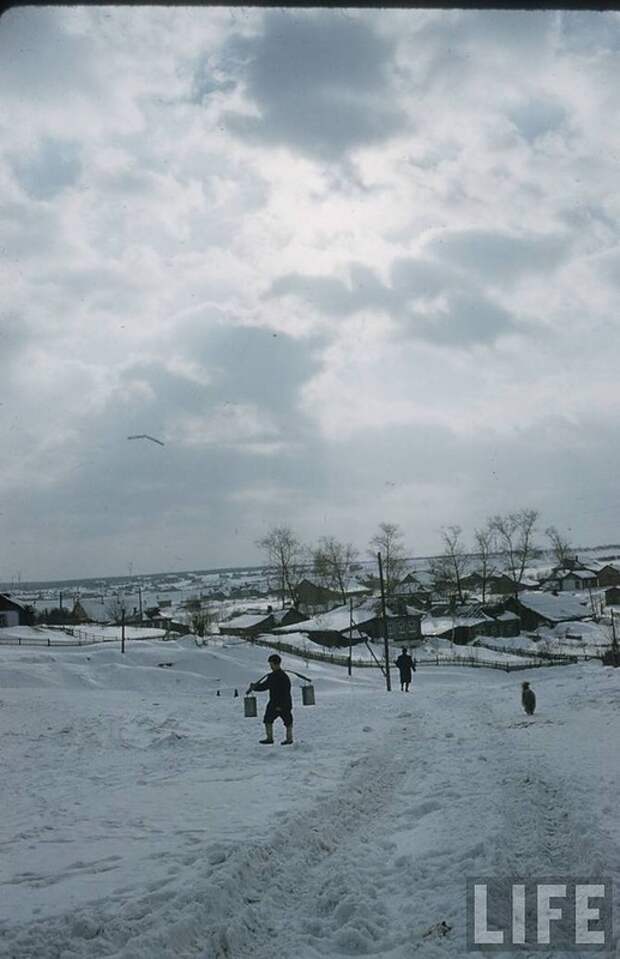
[348,597,353,677]
[121,607,126,655]
[377,552,392,692]
[138,586,143,622]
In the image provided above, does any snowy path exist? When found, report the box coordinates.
[1,642,618,958]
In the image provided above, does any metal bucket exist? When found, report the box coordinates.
[301,684,315,706]
[244,695,257,718]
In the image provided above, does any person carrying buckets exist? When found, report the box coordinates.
[248,653,294,746]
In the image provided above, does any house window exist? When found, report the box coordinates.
[0,614,6,627]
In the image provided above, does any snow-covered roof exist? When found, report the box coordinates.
[73,597,111,621]
[559,569,598,581]
[421,612,493,636]
[516,591,590,622]
[275,598,380,634]
[343,578,370,594]
[581,559,620,572]
[220,612,272,630]
[0,593,28,611]
[405,604,426,617]
[495,611,520,621]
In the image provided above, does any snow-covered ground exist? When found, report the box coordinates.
[1,638,618,958]
[0,625,168,645]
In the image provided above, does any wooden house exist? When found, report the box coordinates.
[0,594,29,628]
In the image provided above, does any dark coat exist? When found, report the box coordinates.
[522,687,536,716]
[253,669,292,709]
[395,652,415,682]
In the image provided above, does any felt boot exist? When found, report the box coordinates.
[281,724,293,745]
[260,723,274,744]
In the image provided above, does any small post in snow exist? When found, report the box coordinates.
[377,552,392,692]
[121,608,126,655]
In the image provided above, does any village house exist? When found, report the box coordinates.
[219,611,275,639]
[505,591,590,631]
[591,563,620,588]
[541,565,599,592]
[392,573,433,608]
[420,606,497,644]
[218,605,304,639]
[0,594,30,628]
[493,611,522,637]
[274,598,423,649]
[604,586,620,607]
[293,577,371,615]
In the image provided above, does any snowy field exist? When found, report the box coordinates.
[1,638,618,958]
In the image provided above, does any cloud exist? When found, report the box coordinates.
[425,229,570,285]
[268,256,518,348]
[0,199,61,262]
[3,7,620,578]
[218,10,407,159]
[268,264,393,318]
[10,137,82,200]
[508,97,567,143]
[0,8,97,100]
[405,290,516,346]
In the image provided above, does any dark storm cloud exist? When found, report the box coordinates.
[426,229,570,284]
[10,138,82,201]
[217,11,406,159]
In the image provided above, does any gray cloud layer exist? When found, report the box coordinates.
[2,8,620,579]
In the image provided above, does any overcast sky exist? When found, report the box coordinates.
[2,7,620,581]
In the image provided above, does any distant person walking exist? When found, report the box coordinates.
[395,647,416,692]
[521,681,536,716]
[249,653,294,745]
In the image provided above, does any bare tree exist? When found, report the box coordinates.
[473,524,494,603]
[436,525,468,603]
[256,525,304,609]
[545,525,573,568]
[106,593,129,625]
[369,522,408,596]
[489,509,539,595]
[191,605,217,638]
[312,536,359,604]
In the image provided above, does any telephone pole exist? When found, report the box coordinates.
[377,552,392,692]
[348,597,353,677]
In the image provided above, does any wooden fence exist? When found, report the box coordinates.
[249,636,575,672]
[0,626,171,647]
[474,640,582,663]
